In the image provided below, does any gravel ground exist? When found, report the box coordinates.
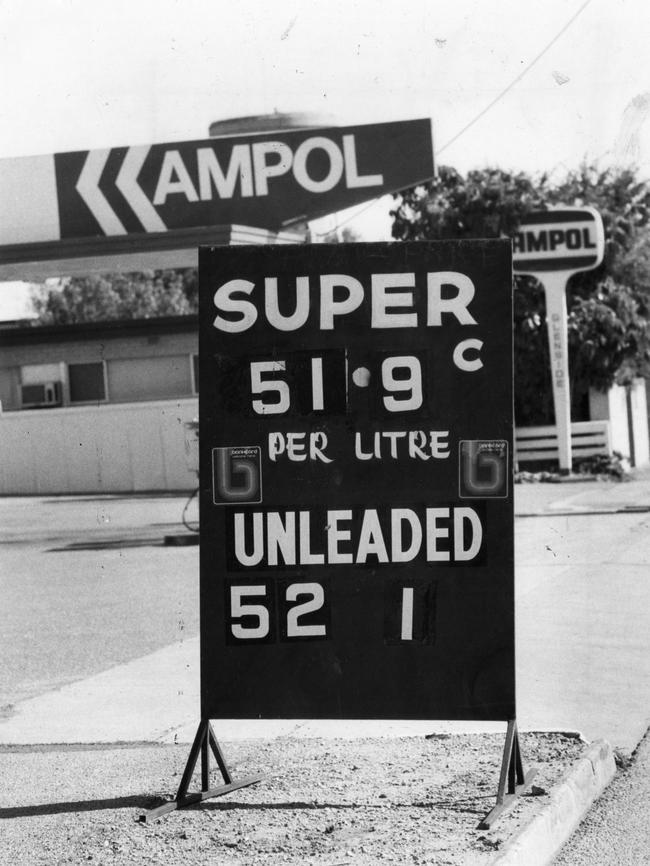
[0,732,586,866]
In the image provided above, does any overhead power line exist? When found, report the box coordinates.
[314,0,593,238]
[436,0,593,157]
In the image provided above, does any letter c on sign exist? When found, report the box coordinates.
[453,339,483,371]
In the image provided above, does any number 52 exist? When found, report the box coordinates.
[227,581,329,643]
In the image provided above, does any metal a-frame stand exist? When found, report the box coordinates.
[143,718,533,825]
[141,719,264,822]
[478,719,537,829]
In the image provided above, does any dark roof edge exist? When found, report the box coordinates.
[0,314,199,345]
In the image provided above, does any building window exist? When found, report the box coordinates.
[106,355,193,402]
[68,362,107,403]
[20,363,65,408]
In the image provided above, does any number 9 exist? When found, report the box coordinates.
[381,356,423,412]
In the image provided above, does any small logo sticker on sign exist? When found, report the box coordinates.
[459,440,508,498]
[213,446,262,505]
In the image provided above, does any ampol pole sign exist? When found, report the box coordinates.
[199,240,514,721]
[0,119,433,278]
[513,208,605,471]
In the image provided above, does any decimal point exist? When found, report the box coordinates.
[352,366,371,387]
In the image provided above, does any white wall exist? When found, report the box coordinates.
[629,378,650,468]
[590,380,650,468]
[0,398,199,495]
[589,384,631,459]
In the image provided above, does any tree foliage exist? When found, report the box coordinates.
[391,166,549,242]
[391,164,650,425]
[30,269,198,325]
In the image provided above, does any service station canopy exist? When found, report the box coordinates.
[0,119,434,280]
[198,240,515,721]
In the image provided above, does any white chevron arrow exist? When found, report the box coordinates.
[116,145,167,232]
[75,149,126,235]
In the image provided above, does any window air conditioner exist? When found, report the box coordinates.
[20,381,63,408]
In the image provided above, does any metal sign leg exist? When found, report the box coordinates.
[478,719,537,829]
[141,719,264,822]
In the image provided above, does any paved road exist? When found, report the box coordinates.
[0,495,200,710]
[553,730,650,864]
[515,506,650,752]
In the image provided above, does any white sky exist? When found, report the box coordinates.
[2,0,650,318]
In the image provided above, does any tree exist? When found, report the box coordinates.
[391,164,650,426]
[391,165,549,243]
[30,269,198,325]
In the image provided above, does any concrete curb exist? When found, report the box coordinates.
[489,739,617,866]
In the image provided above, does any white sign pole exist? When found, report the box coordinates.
[541,273,573,471]
[513,207,605,475]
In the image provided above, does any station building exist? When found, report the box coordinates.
[0,315,198,412]
[0,314,200,495]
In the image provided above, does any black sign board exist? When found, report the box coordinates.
[199,240,514,721]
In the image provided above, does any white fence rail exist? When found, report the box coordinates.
[514,420,612,465]
[0,398,198,495]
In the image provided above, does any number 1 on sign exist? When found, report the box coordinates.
[310,357,324,411]
[401,587,414,641]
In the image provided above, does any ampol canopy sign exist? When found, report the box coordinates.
[199,240,514,721]
[0,119,433,274]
